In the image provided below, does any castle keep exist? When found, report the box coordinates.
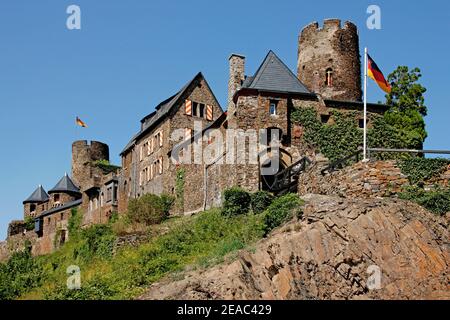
[3,19,389,257]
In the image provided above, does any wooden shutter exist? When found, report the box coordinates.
[206,105,213,121]
[185,100,192,116]
[159,131,163,147]
[159,157,163,174]
[185,128,192,141]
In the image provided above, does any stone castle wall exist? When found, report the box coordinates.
[298,160,409,198]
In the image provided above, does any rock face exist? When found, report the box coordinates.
[140,195,449,300]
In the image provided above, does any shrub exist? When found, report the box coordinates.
[398,158,450,185]
[399,186,450,216]
[24,215,35,231]
[74,225,116,261]
[160,193,175,216]
[251,191,274,214]
[0,249,44,300]
[263,193,303,234]
[222,187,251,216]
[127,194,172,225]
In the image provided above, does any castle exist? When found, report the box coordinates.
[4,19,388,257]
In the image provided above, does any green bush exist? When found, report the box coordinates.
[74,225,116,261]
[251,191,274,214]
[222,187,251,216]
[24,215,35,231]
[127,194,173,225]
[263,193,303,235]
[0,249,44,300]
[399,186,450,216]
[160,193,175,216]
[398,158,450,185]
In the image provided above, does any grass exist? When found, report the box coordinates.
[18,209,266,300]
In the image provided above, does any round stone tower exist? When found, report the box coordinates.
[297,19,362,101]
[71,140,109,189]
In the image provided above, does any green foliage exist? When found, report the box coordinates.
[251,191,274,214]
[175,168,186,209]
[74,225,116,262]
[263,193,303,235]
[291,107,423,162]
[398,158,450,185]
[385,66,427,116]
[68,208,82,239]
[0,249,44,300]
[92,160,121,174]
[383,66,428,149]
[159,193,175,216]
[222,187,251,216]
[399,186,450,216]
[127,194,173,225]
[24,215,35,231]
[25,208,265,300]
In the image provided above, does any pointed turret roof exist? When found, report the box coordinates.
[48,173,81,194]
[23,185,50,204]
[242,50,312,95]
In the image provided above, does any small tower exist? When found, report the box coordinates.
[297,19,362,101]
[71,140,110,190]
[48,173,81,208]
[23,185,49,218]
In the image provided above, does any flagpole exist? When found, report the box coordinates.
[363,47,368,161]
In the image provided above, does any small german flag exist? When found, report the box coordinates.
[367,54,391,93]
[76,116,88,128]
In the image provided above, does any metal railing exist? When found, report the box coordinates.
[367,148,450,157]
[321,147,450,175]
[321,149,363,175]
[265,156,311,193]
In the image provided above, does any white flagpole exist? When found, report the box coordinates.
[363,47,368,161]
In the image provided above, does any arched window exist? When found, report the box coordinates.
[325,68,333,86]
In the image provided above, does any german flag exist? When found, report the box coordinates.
[367,54,391,93]
[76,116,88,128]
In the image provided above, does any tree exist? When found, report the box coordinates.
[383,66,428,149]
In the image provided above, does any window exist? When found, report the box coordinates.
[358,119,368,128]
[54,194,60,203]
[269,101,277,116]
[30,204,36,213]
[192,102,199,117]
[139,145,144,161]
[326,68,333,86]
[199,104,205,118]
[320,114,330,124]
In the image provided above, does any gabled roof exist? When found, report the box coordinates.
[241,50,312,95]
[48,174,81,194]
[120,72,222,156]
[23,185,49,204]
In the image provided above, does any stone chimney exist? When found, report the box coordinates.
[227,54,245,112]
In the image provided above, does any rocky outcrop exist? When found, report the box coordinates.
[140,194,449,300]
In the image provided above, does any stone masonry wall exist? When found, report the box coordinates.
[298,160,409,198]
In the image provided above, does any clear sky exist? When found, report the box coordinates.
[0,0,449,240]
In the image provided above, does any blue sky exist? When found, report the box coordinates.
[0,0,449,239]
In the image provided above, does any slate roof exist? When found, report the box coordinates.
[35,199,82,219]
[48,174,81,194]
[23,185,49,204]
[241,50,312,95]
[120,72,222,156]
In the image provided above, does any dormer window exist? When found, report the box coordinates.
[326,68,333,86]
